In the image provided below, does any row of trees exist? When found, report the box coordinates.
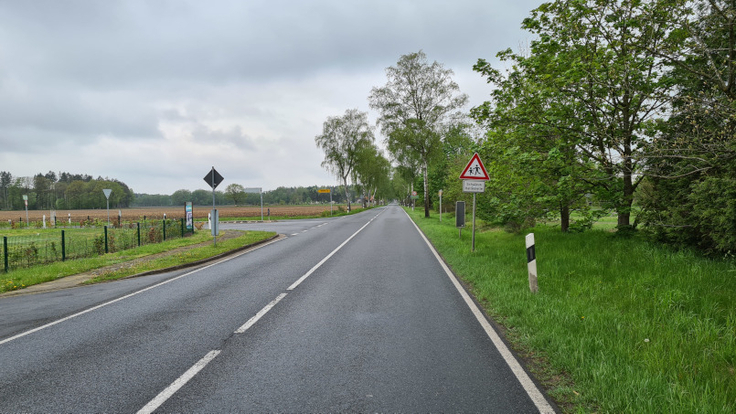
[0,169,370,210]
[319,0,735,256]
[469,0,736,254]
[315,51,469,214]
[0,171,134,211]
[134,185,358,208]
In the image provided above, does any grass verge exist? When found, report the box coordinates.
[406,208,736,413]
[1,230,276,292]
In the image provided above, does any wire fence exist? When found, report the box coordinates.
[2,219,193,272]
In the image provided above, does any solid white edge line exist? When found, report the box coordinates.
[235,292,288,334]
[287,212,383,291]
[403,209,556,414]
[136,349,221,414]
[0,236,285,347]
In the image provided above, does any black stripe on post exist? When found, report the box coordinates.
[526,245,536,263]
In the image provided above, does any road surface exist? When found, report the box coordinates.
[0,205,555,413]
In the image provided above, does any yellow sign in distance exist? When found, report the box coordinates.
[318,189,331,193]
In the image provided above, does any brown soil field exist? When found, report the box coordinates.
[0,205,353,224]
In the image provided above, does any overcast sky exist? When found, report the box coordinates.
[0,0,542,195]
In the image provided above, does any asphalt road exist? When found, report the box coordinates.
[0,205,555,413]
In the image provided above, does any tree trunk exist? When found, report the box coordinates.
[618,144,634,228]
[423,160,430,218]
[560,203,570,233]
[342,177,351,212]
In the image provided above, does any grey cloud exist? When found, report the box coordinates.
[190,125,257,151]
[0,0,539,88]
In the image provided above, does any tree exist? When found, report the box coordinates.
[475,0,679,229]
[0,171,12,209]
[353,144,391,206]
[171,189,193,206]
[638,0,736,253]
[315,109,375,212]
[225,183,246,206]
[369,50,468,218]
[473,44,603,232]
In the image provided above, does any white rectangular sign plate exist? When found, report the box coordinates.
[462,180,485,193]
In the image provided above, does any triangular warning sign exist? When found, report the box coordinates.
[459,153,490,180]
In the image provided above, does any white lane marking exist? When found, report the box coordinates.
[0,237,285,346]
[287,212,383,291]
[403,209,555,414]
[291,233,299,236]
[137,350,221,414]
[235,293,288,334]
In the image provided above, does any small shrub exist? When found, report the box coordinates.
[93,235,105,255]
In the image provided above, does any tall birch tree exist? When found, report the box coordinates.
[369,51,468,218]
[315,109,375,212]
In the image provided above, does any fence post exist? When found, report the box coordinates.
[163,219,166,241]
[137,222,141,247]
[104,226,108,254]
[180,218,184,237]
[3,236,7,273]
[61,230,66,262]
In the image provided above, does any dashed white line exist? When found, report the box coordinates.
[137,350,221,414]
[287,212,383,291]
[235,293,288,334]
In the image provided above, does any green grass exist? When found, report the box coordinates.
[407,208,736,413]
[1,230,275,292]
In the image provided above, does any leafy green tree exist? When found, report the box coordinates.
[171,189,193,206]
[224,183,246,206]
[639,0,736,253]
[353,144,391,206]
[369,50,468,217]
[474,0,679,230]
[315,109,375,212]
[191,189,211,206]
[1,171,12,209]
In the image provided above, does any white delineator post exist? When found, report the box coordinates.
[526,233,538,293]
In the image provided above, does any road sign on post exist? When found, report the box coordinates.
[455,201,466,238]
[459,153,490,252]
[204,167,224,246]
[318,189,332,215]
[245,187,263,221]
[22,195,29,226]
[103,189,112,227]
[459,153,490,180]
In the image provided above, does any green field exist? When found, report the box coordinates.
[407,208,736,413]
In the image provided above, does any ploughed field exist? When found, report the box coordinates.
[0,205,344,224]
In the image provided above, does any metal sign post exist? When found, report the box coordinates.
[245,188,263,220]
[204,167,224,246]
[455,201,466,238]
[102,189,112,227]
[318,188,332,216]
[459,153,490,253]
[22,195,29,226]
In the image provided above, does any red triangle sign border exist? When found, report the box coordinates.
[459,153,490,180]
